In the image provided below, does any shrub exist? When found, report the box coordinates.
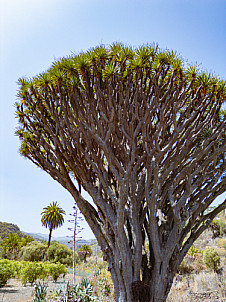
[21,262,42,285]
[36,262,49,280]
[209,219,221,238]
[47,241,72,266]
[20,241,47,262]
[203,247,220,272]
[11,260,23,277]
[0,259,16,287]
[21,234,34,247]
[2,233,22,259]
[187,245,202,257]
[209,219,226,238]
[98,277,111,297]
[218,219,226,236]
[0,259,68,286]
[91,267,114,300]
[48,262,67,282]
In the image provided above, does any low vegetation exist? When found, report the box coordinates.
[0,259,67,287]
[0,212,225,301]
[47,241,73,266]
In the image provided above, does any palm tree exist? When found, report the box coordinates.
[41,202,65,248]
[20,234,34,247]
[2,233,21,259]
[78,244,92,263]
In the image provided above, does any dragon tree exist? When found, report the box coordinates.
[15,43,226,302]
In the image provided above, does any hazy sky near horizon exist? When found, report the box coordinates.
[0,0,225,239]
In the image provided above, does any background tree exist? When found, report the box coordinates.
[41,202,65,248]
[78,244,92,263]
[20,241,47,261]
[47,241,73,265]
[2,233,21,259]
[15,43,225,302]
[20,234,34,247]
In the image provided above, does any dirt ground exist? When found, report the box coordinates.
[0,274,81,302]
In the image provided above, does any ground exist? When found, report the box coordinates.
[0,274,80,302]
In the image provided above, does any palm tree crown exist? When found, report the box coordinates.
[41,201,65,248]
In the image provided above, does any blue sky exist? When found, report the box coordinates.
[0,0,225,239]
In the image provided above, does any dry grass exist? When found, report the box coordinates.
[167,270,226,301]
[217,238,226,248]
[192,271,220,292]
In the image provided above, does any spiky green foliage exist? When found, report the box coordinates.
[2,233,22,259]
[41,202,65,230]
[15,43,225,161]
[41,202,65,248]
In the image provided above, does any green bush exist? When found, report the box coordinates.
[47,241,72,266]
[203,247,220,272]
[0,259,68,286]
[0,244,3,258]
[209,219,226,238]
[11,260,23,278]
[0,259,16,287]
[218,219,226,236]
[20,241,47,262]
[36,262,49,281]
[1,233,34,260]
[187,245,202,257]
[48,262,67,282]
[21,262,42,285]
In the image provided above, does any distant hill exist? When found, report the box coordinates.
[0,221,23,240]
[0,221,95,250]
[27,232,95,249]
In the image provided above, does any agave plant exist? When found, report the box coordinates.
[33,281,48,302]
[68,278,99,302]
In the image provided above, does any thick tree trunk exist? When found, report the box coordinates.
[103,240,176,302]
[110,261,174,302]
